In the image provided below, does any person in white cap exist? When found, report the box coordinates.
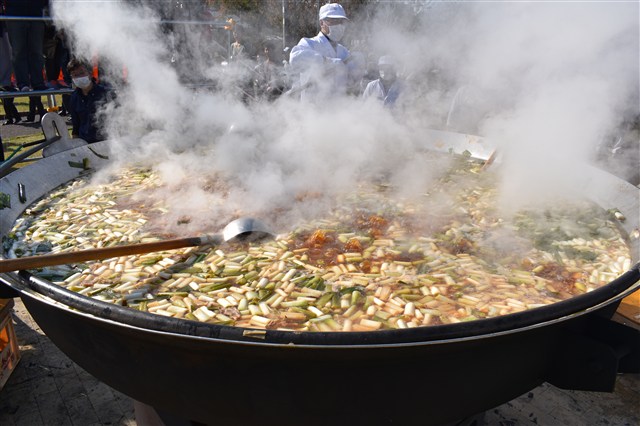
[362,55,404,107]
[288,3,361,101]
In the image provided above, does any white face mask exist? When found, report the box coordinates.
[379,70,396,82]
[327,24,346,42]
[73,76,92,89]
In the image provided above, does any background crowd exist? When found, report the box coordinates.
[1,0,117,145]
[0,0,408,137]
[1,0,67,125]
[0,0,636,188]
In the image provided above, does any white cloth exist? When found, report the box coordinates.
[319,3,348,20]
[362,78,403,107]
[446,85,484,134]
[289,32,351,100]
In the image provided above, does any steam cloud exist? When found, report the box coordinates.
[51,1,639,233]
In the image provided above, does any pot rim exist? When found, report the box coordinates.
[1,262,637,347]
[1,134,639,346]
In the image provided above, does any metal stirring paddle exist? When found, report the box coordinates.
[0,217,273,273]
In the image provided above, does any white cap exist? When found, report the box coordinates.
[319,3,348,20]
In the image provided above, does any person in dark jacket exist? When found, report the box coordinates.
[0,9,22,125]
[66,58,111,143]
[4,0,48,91]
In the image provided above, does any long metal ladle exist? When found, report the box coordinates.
[0,217,273,273]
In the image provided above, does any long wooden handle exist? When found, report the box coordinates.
[0,234,222,273]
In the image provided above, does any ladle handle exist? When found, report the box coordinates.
[0,235,222,273]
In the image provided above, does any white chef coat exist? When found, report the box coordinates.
[362,78,403,107]
[289,32,352,100]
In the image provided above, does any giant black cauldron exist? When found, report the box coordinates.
[1,133,639,426]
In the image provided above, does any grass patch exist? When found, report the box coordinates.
[4,132,47,154]
[6,94,66,113]
[1,113,72,171]
[2,133,48,172]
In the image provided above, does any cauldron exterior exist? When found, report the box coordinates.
[3,268,637,425]
[10,288,587,425]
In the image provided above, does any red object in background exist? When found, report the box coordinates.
[0,299,20,392]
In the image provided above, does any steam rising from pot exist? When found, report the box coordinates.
[51,1,639,232]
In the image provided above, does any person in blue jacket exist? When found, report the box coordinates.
[362,56,404,108]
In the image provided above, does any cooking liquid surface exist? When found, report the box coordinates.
[5,156,632,332]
